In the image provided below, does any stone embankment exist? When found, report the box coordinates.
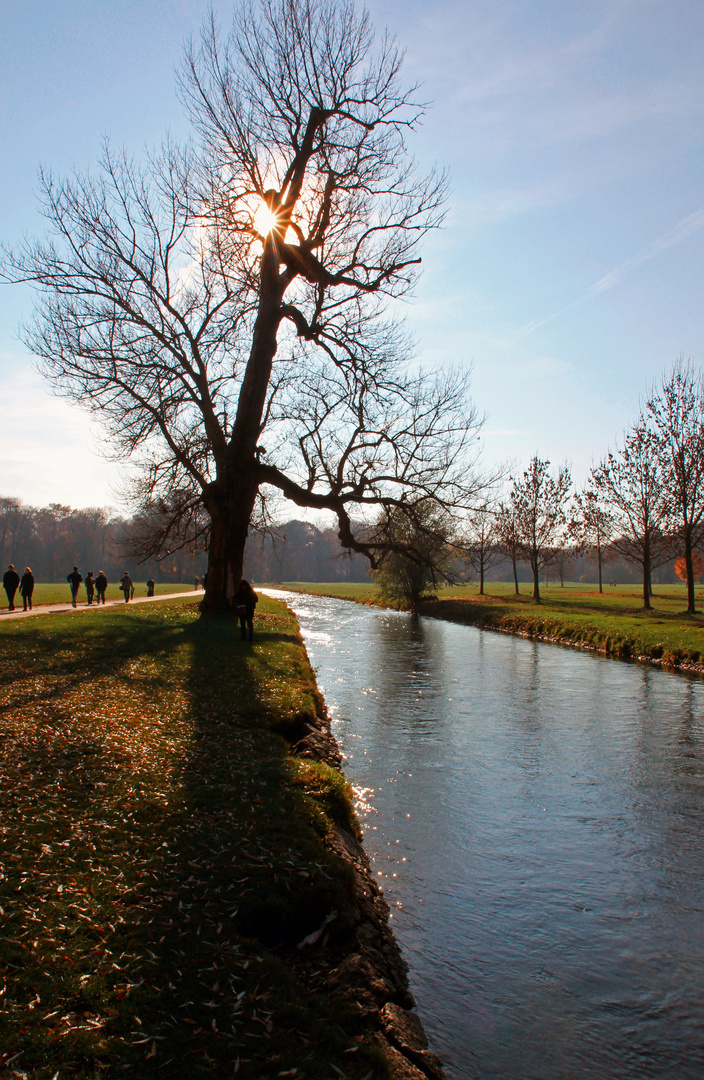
[291,687,448,1080]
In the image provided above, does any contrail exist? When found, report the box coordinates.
[515,206,704,337]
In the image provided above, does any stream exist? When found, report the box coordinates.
[266,590,704,1079]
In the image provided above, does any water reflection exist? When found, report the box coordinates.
[267,591,704,1079]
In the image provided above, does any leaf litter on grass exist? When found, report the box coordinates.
[0,600,387,1079]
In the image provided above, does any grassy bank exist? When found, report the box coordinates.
[0,596,397,1079]
[280,581,704,670]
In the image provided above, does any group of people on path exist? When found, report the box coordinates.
[67,567,110,607]
[2,565,34,611]
[3,564,260,638]
[2,564,137,610]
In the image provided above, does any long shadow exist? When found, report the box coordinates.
[0,603,382,1079]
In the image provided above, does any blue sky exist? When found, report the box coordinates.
[1,0,702,510]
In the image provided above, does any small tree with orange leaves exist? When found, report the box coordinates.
[675,551,704,582]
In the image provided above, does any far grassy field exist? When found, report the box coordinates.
[5,582,195,607]
[0,596,391,1079]
[278,581,704,670]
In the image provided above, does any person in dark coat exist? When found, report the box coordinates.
[3,564,20,611]
[146,578,155,597]
[67,565,83,608]
[20,567,34,611]
[120,572,132,602]
[95,571,108,604]
[234,579,258,641]
[85,571,95,605]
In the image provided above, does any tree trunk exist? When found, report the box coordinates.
[202,473,259,611]
[597,541,603,593]
[684,532,697,614]
[202,238,282,613]
[532,555,541,603]
[479,557,485,595]
[512,554,519,595]
[642,557,651,610]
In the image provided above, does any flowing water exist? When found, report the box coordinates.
[266,590,704,1079]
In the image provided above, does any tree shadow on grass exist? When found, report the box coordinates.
[0,602,383,1080]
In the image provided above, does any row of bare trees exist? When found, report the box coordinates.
[461,359,704,611]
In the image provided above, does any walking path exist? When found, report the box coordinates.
[0,590,200,621]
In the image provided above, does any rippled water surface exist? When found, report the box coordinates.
[267,591,704,1079]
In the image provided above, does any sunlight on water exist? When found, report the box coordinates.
[269,590,704,1080]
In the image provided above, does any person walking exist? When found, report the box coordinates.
[3,564,20,611]
[85,571,95,605]
[234,579,258,642]
[146,578,155,597]
[20,567,34,611]
[194,574,200,590]
[67,565,83,608]
[120,571,132,602]
[95,571,108,604]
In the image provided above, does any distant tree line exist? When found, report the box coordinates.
[243,520,371,583]
[0,497,371,586]
[0,500,207,584]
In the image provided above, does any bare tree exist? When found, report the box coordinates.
[4,0,488,610]
[645,359,704,614]
[495,500,522,594]
[570,477,614,593]
[548,544,575,587]
[509,456,572,603]
[592,420,672,610]
[462,501,500,594]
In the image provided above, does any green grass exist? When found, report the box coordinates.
[280,580,704,670]
[8,582,195,607]
[0,596,388,1079]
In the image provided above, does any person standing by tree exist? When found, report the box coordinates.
[85,571,95,605]
[3,564,20,611]
[95,570,108,604]
[234,580,258,642]
[20,567,34,611]
[67,565,83,608]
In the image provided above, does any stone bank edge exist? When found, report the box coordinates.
[419,599,704,676]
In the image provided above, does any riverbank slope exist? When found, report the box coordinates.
[278,581,704,674]
[0,596,444,1079]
